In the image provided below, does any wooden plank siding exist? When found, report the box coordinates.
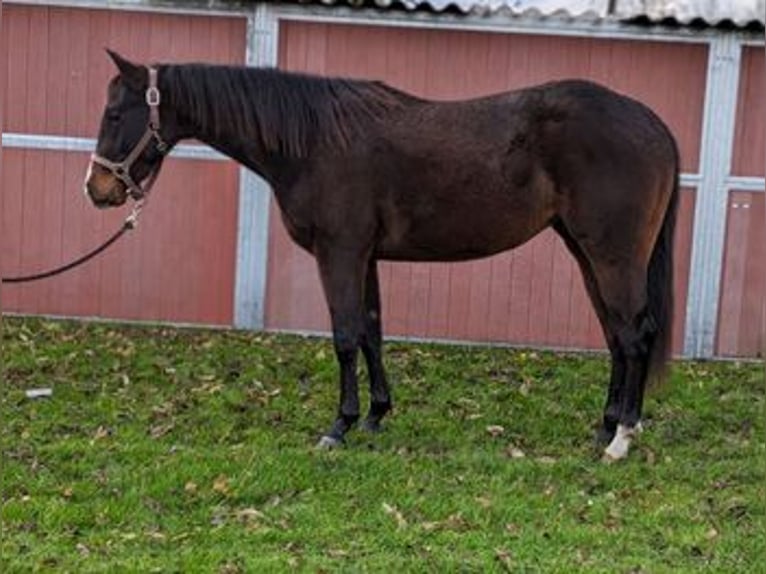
[1,4,246,325]
[731,47,765,177]
[717,192,765,357]
[265,21,704,352]
[716,46,766,358]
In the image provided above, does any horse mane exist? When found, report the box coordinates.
[162,64,421,157]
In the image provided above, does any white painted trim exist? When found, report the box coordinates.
[680,173,702,188]
[1,132,227,160]
[233,5,279,330]
[726,176,766,192]
[683,35,743,358]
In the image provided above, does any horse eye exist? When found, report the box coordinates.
[106,110,122,124]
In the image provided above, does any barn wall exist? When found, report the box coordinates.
[716,45,766,357]
[717,191,765,357]
[1,1,762,358]
[264,21,704,352]
[731,46,765,178]
[1,4,246,324]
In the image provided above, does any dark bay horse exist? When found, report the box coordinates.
[85,51,678,460]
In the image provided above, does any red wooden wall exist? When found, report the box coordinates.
[1,5,246,324]
[717,46,765,357]
[265,21,705,352]
[731,47,765,178]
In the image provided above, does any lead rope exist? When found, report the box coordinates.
[4,65,163,285]
[1,201,144,284]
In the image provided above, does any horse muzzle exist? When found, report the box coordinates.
[84,162,130,208]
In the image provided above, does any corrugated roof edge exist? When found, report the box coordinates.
[614,0,765,29]
[284,0,765,29]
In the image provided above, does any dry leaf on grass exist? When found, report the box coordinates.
[382,502,407,529]
[486,425,505,437]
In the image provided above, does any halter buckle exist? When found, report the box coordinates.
[146,86,161,106]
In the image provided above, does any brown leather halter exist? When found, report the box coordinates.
[90,67,169,201]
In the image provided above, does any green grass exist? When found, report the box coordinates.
[2,317,764,573]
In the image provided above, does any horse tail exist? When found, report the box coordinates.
[647,147,679,385]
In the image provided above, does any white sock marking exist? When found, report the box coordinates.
[604,423,640,461]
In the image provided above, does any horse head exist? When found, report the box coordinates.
[84,50,174,208]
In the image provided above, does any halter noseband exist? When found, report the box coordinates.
[91,67,169,201]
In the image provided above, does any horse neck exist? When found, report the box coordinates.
[161,64,413,188]
[161,64,300,185]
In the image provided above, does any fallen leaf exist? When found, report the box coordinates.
[236,508,266,522]
[76,543,90,557]
[184,481,198,494]
[505,445,526,459]
[92,426,110,441]
[475,496,492,509]
[486,425,505,437]
[146,530,166,541]
[444,513,470,531]
[150,423,174,439]
[495,548,514,572]
[382,502,407,529]
[213,475,230,496]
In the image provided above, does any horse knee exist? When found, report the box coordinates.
[616,310,657,359]
[332,329,361,361]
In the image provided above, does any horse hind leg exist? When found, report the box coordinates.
[553,221,626,446]
[593,265,657,461]
[359,260,392,432]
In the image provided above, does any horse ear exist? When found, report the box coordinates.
[105,49,146,89]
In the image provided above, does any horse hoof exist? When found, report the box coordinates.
[361,419,384,433]
[602,424,638,461]
[316,435,344,450]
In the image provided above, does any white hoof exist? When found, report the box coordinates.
[603,424,640,461]
[316,435,343,450]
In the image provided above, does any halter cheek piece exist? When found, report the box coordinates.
[90,67,169,201]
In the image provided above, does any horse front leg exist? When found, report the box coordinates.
[360,260,392,433]
[315,248,368,449]
[596,347,626,445]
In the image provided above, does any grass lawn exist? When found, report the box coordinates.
[2,317,764,572]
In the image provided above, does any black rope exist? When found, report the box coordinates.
[2,220,135,284]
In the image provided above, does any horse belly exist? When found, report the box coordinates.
[376,198,549,262]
